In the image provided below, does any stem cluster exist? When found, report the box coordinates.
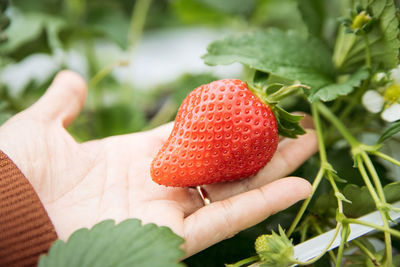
[286,102,400,267]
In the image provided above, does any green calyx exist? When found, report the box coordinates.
[254,226,296,267]
[248,79,309,138]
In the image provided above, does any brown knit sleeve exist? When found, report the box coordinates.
[0,150,58,266]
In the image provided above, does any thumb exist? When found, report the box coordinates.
[30,70,87,127]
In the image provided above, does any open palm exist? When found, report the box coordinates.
[0,71,318,257]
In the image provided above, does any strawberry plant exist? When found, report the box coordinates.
[200,0,400,266]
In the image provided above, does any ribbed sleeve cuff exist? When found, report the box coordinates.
[0,150,58,266]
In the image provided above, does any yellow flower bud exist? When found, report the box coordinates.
[351,11,372,31]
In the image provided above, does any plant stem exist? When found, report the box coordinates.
[356,156,392,265]
[289,103,349,266]
[317,103,359,147]
[87,60,129,109]
[328,174,343,211]
[226,255,260,267]
[88,60,129,89]
[352,239,380,266]
[287,103,329,237]
[360,152,392,266]
[269,83,310,101]
[313,103,328,162]
[310,218,337,262]
[299,216,311,242]
[356,157,382,205]
[326,171,347,267]
[338,79,368,121]
[344,218,400,239]
[370,151,400,167]
[143,98,177,130]
[335,225,349,267]
[318,102,394,266]
[363,33,371,69]
[294,223,342,265]
[361,152,387,203]
[287,167,324,237]
[128,0,153,49]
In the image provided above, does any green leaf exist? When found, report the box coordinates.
[343,182,400,217]
[298,0,325,37]
[194,0,256,15]
[312,182,400,218]
[310,67,369,101]
[172,0,254,26]
[38,219,185,267]
[378,120,400,143]
[0,9,66,54]
[90,11,130,48]
[0,10,42,53]
[250,0,307,32]
[382,182,400,203]
[333,0,400,72]
[203,29,335,92]
[342,184,379,217]
[311,192,337,217]
[298,0,342,44]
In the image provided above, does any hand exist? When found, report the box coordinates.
[0,71,318,257]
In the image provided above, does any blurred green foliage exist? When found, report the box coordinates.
[0,0,307,140]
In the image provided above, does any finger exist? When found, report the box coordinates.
[183,177,312,256]
[29,70,87,127]
[204,128,317,201]
[144,122,174,156]
[148,121,174,141]
[295,112,314,129]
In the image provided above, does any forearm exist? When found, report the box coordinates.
[0,150,58,266]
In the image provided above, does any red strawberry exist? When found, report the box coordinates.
[150,79,279,187]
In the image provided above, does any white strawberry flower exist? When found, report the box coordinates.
[362,66,400,122]
[381,104,400,122]
[362,90,384,113]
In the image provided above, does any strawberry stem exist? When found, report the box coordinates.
[247,82,307,138]
[268,83,310,102]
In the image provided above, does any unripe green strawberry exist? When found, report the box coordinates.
[150,79,278,187]
[254,226,295,267]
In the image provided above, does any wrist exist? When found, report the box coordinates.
[0,150,58,266]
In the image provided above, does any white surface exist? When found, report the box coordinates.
[112,28,243,88]
[293,201,400,264]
